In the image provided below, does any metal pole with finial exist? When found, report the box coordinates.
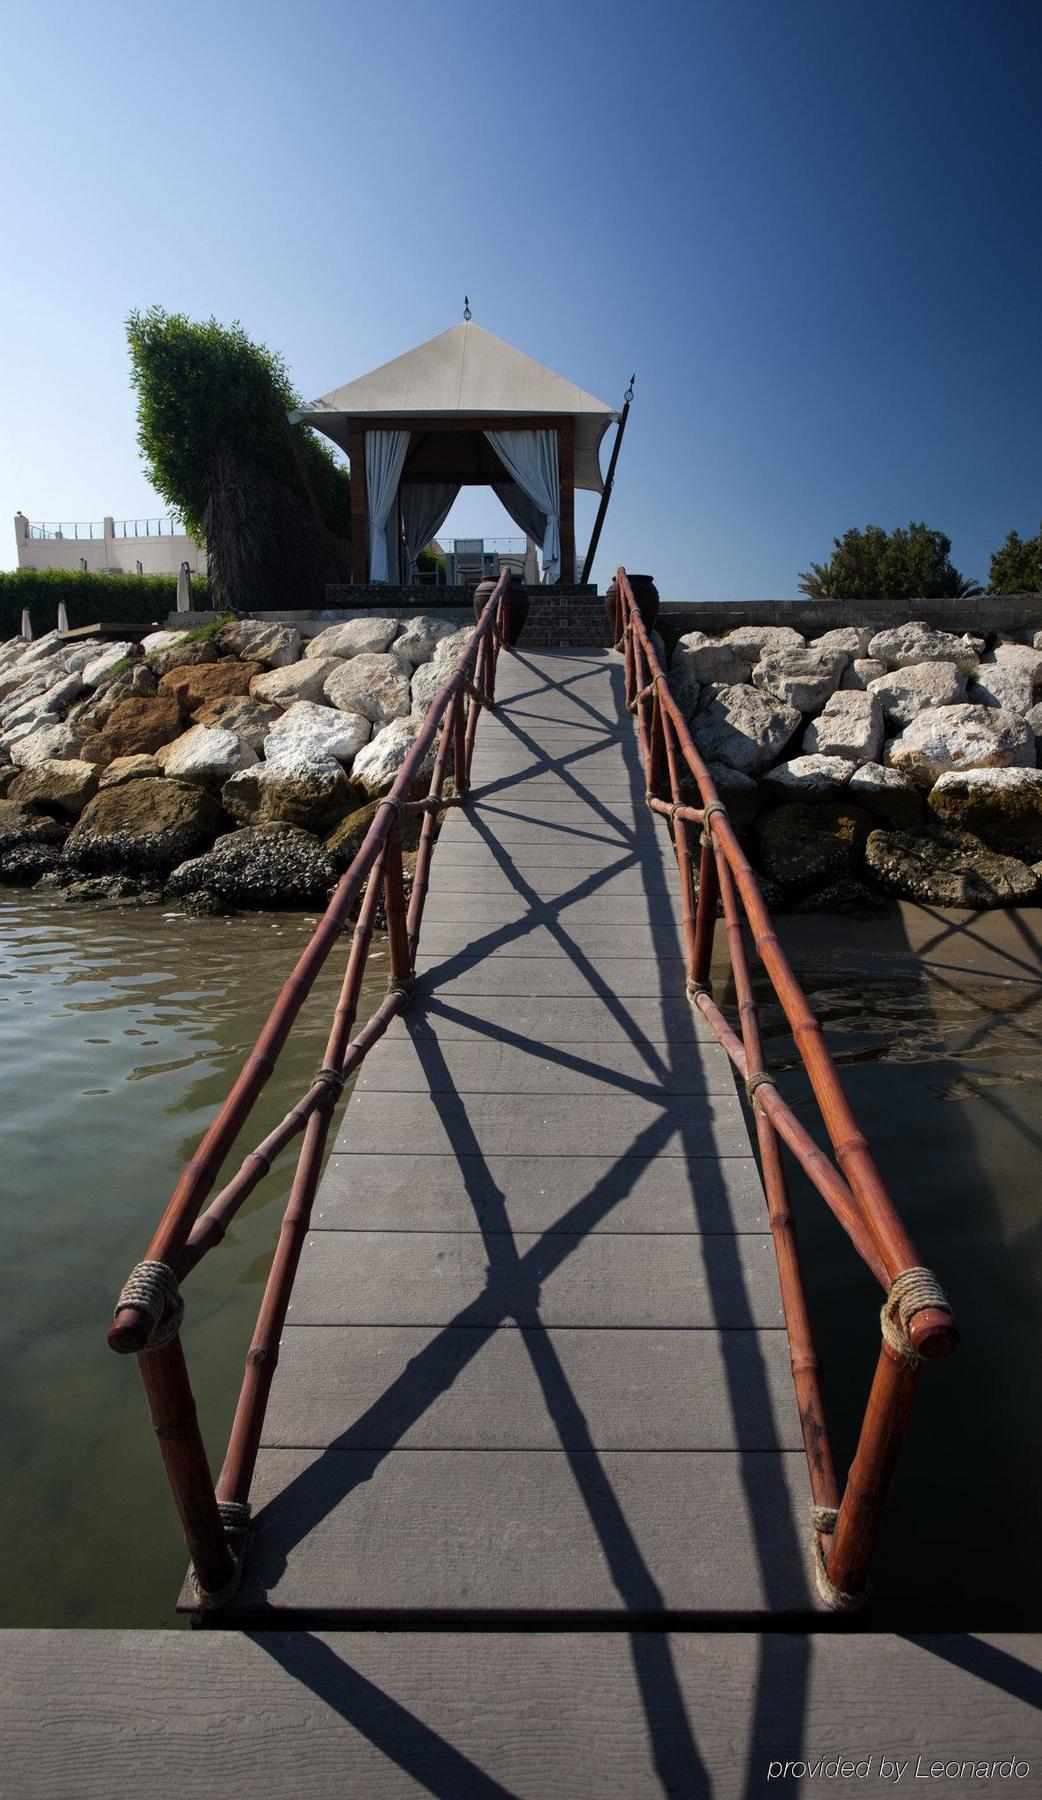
[580,374,635,587]
[463,295,472,321]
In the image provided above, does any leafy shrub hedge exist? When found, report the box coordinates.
[0,568,197,642]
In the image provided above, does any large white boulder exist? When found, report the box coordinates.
[140,629,191,656]
[251,657,343,707]
[762,755,855,801]
[810,626,874,658]
[841,657,887,691]
[81,642,138,687]
[673,630,748,686]
[323,652,412,725]
[351,716,435,794]
[692,684,802,775]
[968,661,1035,714]
[752,648,848,713]
[391,616,458,666]
[867,661,968,727]
[802,689,883,763]
[156,725,258,785]
[9,720,83,769]
[303,616,400,660]
[216,620,301,667]
[991,638,1042,681]
[867,622,979,673]
[432,625,476,666]
[411,659,450,717]
[723,625,806,669]
[262,700,370,768]
[884,704,1034,790]
[667,647,702,720]
[0,714,60,762]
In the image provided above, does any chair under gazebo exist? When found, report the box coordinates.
[289,319,618,588]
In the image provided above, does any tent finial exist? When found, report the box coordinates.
[624,373,636,404]
[463,295,472,321]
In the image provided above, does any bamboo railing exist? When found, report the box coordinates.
[107,572,511,1607]
[613,567,958,1607]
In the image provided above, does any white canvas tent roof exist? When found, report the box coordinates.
[291,321,617,493]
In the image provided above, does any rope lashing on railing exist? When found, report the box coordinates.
[700,798,728,845]
[745,1071,777,1107]
[190,1545,244,1613]
[378,794,405,819]
[313,1066,346,1098]
[113,1261,184,1352]
[881,1267,952,1364]
[686,977,712,1001]
[387,974,415,1000]
[811,1506,867,1613]
[217,1498,252,1541]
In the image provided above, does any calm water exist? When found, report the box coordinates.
[0,892,1038,1628]
[0,891,391,1629]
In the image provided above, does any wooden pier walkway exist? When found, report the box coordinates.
[220,648,819,1624]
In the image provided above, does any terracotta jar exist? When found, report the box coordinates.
[473,572,529,647]
[605,574,659,646]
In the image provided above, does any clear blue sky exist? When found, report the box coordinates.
[2,0,1039,597]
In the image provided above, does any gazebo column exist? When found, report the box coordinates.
[558,419,575,586]
[348,423,369,583]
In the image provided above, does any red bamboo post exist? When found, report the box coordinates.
[463,640,485,779]
[714,849,839,1512]
[647,688,666,798]
[660,706,698,980]
[825,1342,923,1601]
[691,832,720,991]
[623,615,636,709]
[453,684,469,801]
[217,1103,334,1508]
[408,699,456,958]
[136,1337,235,1598]
[384,825,412,992]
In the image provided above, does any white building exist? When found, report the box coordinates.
[14,512,206,578]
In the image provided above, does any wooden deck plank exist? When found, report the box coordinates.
[313,1151,768,1234]
[355,1037,735,1096]
[262,1325,801,1451]
[425,839,674,870]
[385,992,714,1040]
[287,1229,785,1329]
[412,955,690,996]
[225,1446,817,1618]
[416,921,685,959]
[5,1630,1037,1800]
[418,889,684,925]
[423,860,681,898]
[332,1090,751,1159]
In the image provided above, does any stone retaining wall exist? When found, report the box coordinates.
[659,593,1042,642]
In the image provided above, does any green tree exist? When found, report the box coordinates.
[988,526,1042,593]
[798,522,980,601]
[126,307,350,608]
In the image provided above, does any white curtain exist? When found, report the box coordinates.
[492,480,546,548]
[365,430,410,582]
[402,482,460,579]
[485,429,561,582]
